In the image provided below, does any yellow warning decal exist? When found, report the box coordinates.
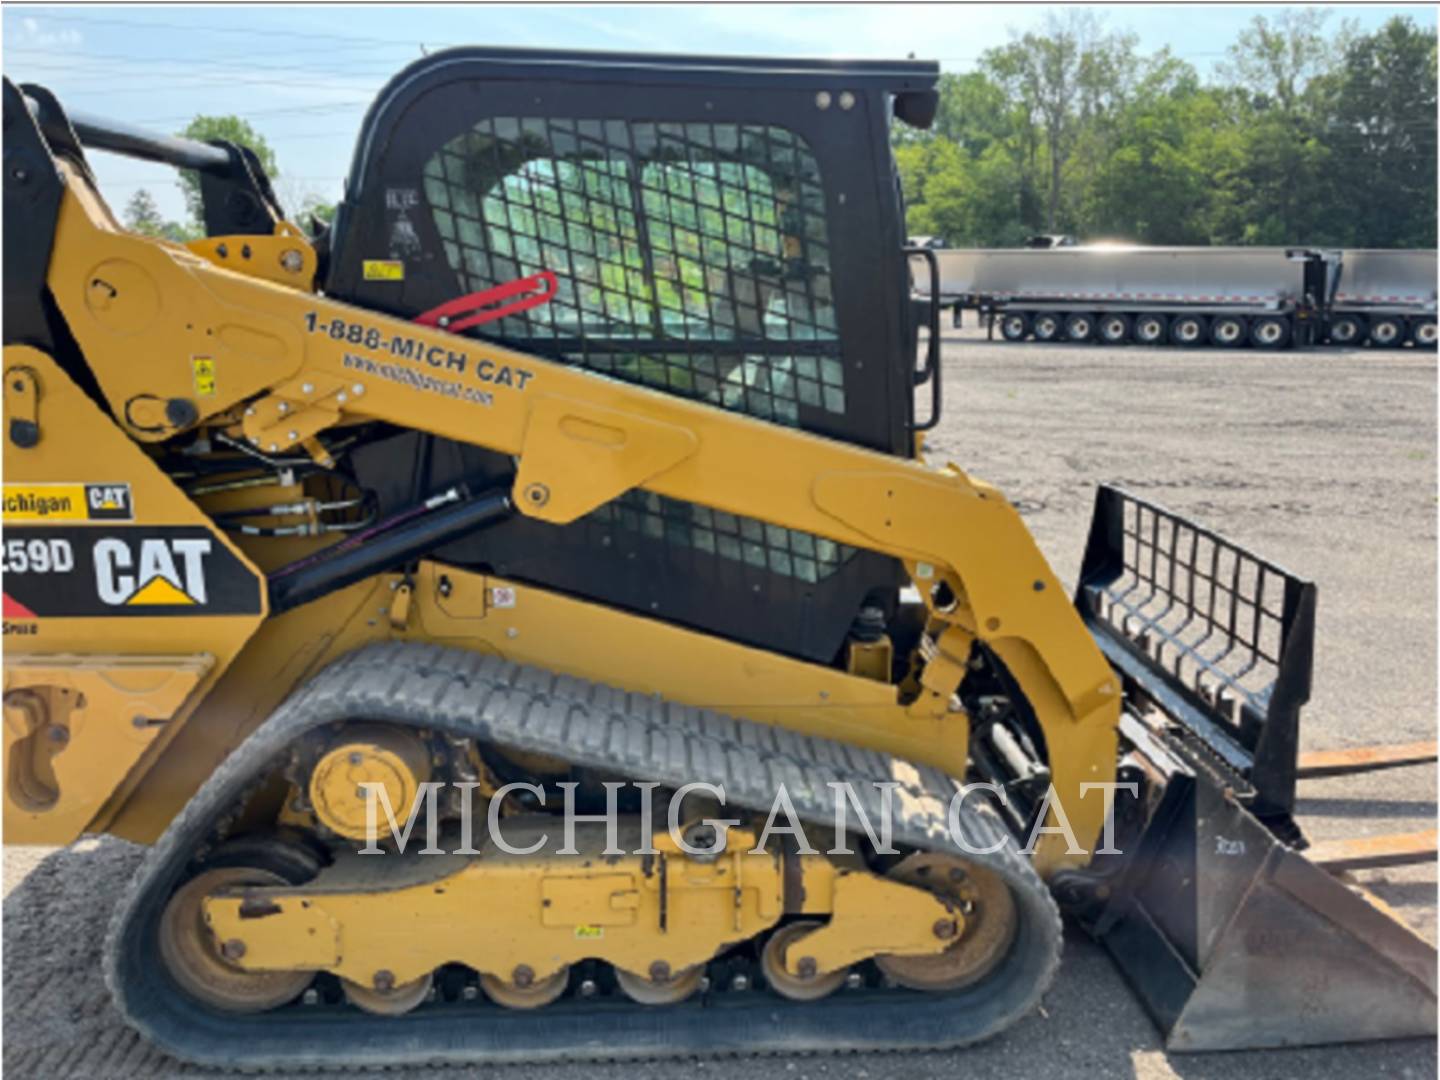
[574,925,604,940]
[125,576,197,606]
[363,260,405,281]
[192,356,217,397]
[3,483,133,522]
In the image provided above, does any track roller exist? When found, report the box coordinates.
[342,971,434,1015]
[479,967,570,1009]
[615,964,706,1005]
[761,921,849,1001]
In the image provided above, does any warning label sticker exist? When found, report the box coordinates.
[363,260,406,281]
[3,483,134,522]
[192,356,217,397]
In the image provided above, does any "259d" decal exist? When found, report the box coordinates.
[1,527,262,618]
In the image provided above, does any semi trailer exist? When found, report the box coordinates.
[915,245,1437,350]
[1327,249,1439,348]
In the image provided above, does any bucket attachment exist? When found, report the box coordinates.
[1055,486,1437,1051]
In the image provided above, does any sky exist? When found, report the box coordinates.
[4,3,1435,222]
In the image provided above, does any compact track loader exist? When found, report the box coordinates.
[2,50,1435,1068]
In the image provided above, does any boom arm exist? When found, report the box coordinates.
[24,118,1120,869]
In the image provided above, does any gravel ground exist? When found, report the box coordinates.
[5,329,1436,1078]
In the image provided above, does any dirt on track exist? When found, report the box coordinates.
[4,329,1436,1079]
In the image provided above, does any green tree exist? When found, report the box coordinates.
[890,6,1435,249]
[1216,10,1349,244]
[983,10,1141,233]
[1327,17,1438,246]
[121,187,196,243]
[177,115,280,231]
[300,195,337,227]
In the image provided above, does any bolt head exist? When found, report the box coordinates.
[279,249,304,273]
[337,392,348,404]
[348,751,364,765]
[221,938,247,961]
[649,960,671,983]
[933,918,958,940]
[844,972,863,990]
[730,973,749,992]
[373,969,395,993]
[277,401,289,414]
[352,383,364,395]
[797,956,818,979]
[301,382,314,395]
[578,978,598,998]
[287,430,299,441]
[512,964,534,988]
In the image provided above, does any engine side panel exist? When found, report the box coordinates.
[1,346,266,843]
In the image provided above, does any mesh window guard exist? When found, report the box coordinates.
[422,117,844,427]
[423,116,856,582]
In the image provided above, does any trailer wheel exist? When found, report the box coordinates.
[1249,316,1292,349]
[1098,313,1131,344]
[1063,313,1096,343]
[1367,316,1404,348]
[1209,315,1246,347]
[1326,313,1365,346]
[1031,312,1062,343]
[1133,314,1168,346]
[1410,318,1437,349]
[1169,314,1208,347]
[999,312,1031,342]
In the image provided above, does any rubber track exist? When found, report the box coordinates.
[104,641,1063,1070]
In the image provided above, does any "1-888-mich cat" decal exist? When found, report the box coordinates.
[0,526,263,618]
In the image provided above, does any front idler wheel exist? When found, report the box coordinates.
[761,920,849,1002]
[875,853,1018,992]
[157,841,321,1014]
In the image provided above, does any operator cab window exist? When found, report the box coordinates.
[423,118,844,427]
